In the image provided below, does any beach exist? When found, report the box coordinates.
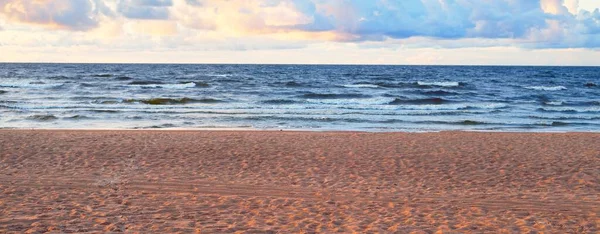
[0,130,598,233]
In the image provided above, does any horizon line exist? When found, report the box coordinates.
[1,62,599,67]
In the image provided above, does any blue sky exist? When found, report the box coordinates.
[1,0,599,65]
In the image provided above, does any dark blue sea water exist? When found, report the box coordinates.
[0,63,599,131]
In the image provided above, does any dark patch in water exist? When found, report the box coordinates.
[27,114,58,121]
[128,81,164,85]
[300,93,371,99]
[67,115,90,119]
[460,120,485,125]
[375,82,403,88]
[551,121,568,126]
[585,82,597,87]
[80,83,96,87]
[0,90,7,95]
[419,90,459,95]
[49,84,66,90]
[262,99,297,104]
[126,98,223,105]
[49,75,70,79]
[134,123,177,129]
[388,98,449,105]
[90,109,120,113]
[148,123,177,129]
[536,108,577,113]
[92,74,113,78]
[116,76,133,80]
[30,81,45,84]
[415,120,488,125]
[529,71,556,78]
[285,81,303,87]
[98,100,120,104]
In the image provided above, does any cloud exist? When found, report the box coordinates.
[118,0,173,20]
[0,0,110,31]
[1,0,600,49]
[164,0,600,48]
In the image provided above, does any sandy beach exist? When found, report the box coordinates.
[0,130,598,233]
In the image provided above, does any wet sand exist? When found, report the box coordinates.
[0,130,598,233]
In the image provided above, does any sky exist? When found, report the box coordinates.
[0,0,600,65]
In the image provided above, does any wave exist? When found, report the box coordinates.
[417,81,461,87]
[419,90,460,95]
[300,93,371,99]
[89,109,121,113]
[307,97,393,105]
[48,75,72,80]
[528,115,600,120]
[525,86,567,91]
[0,82,64,89]
[190,81,210,87]
[115,76,133,80]
[285,81,303,87]
[536,121,570,126]
[543,101,563,106]
[136,123,177,129]
[537,107,600,113]
[129,81,204,89]
[388,98,450,105]
[66,115,91,119]
[0,90,7,95]
[233,115,366,123]
[27,114,58,121]
[342,84,380,88]
[541,100,600,107]
[206,73,232,77]
[408,120,490,125]
[92,74,113,78]
[128,81,164,85]
[262,99,297,104]
[80,83,97,88]
[125,97,224,105]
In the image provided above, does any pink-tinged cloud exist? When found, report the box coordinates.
[0,0,112,30]
[0,0,599,48]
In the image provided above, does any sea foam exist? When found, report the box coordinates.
[525,86,567,91]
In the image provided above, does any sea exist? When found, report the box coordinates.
[0,63,599,131]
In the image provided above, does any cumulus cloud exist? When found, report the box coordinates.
[166,0,600,48]
[0,0,111,30]
[118,0,173,20]
[1,0,600,49]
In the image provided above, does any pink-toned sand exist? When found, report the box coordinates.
[0,130,598,233]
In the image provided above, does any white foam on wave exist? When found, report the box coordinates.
[539,106,600,113]
[525,86,567,91]
[342,84,380,88]
[207,74,232,77]
[544,101,563,106]
[134,82,197,89]
[306,97,394,105]
[394,103,507,111]
[417,81,460,87]
[0,82,63,89]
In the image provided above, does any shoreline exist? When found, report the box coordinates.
[1,127,599,133]
[1,130,598,232]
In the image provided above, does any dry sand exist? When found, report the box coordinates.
[0,130,598,233]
